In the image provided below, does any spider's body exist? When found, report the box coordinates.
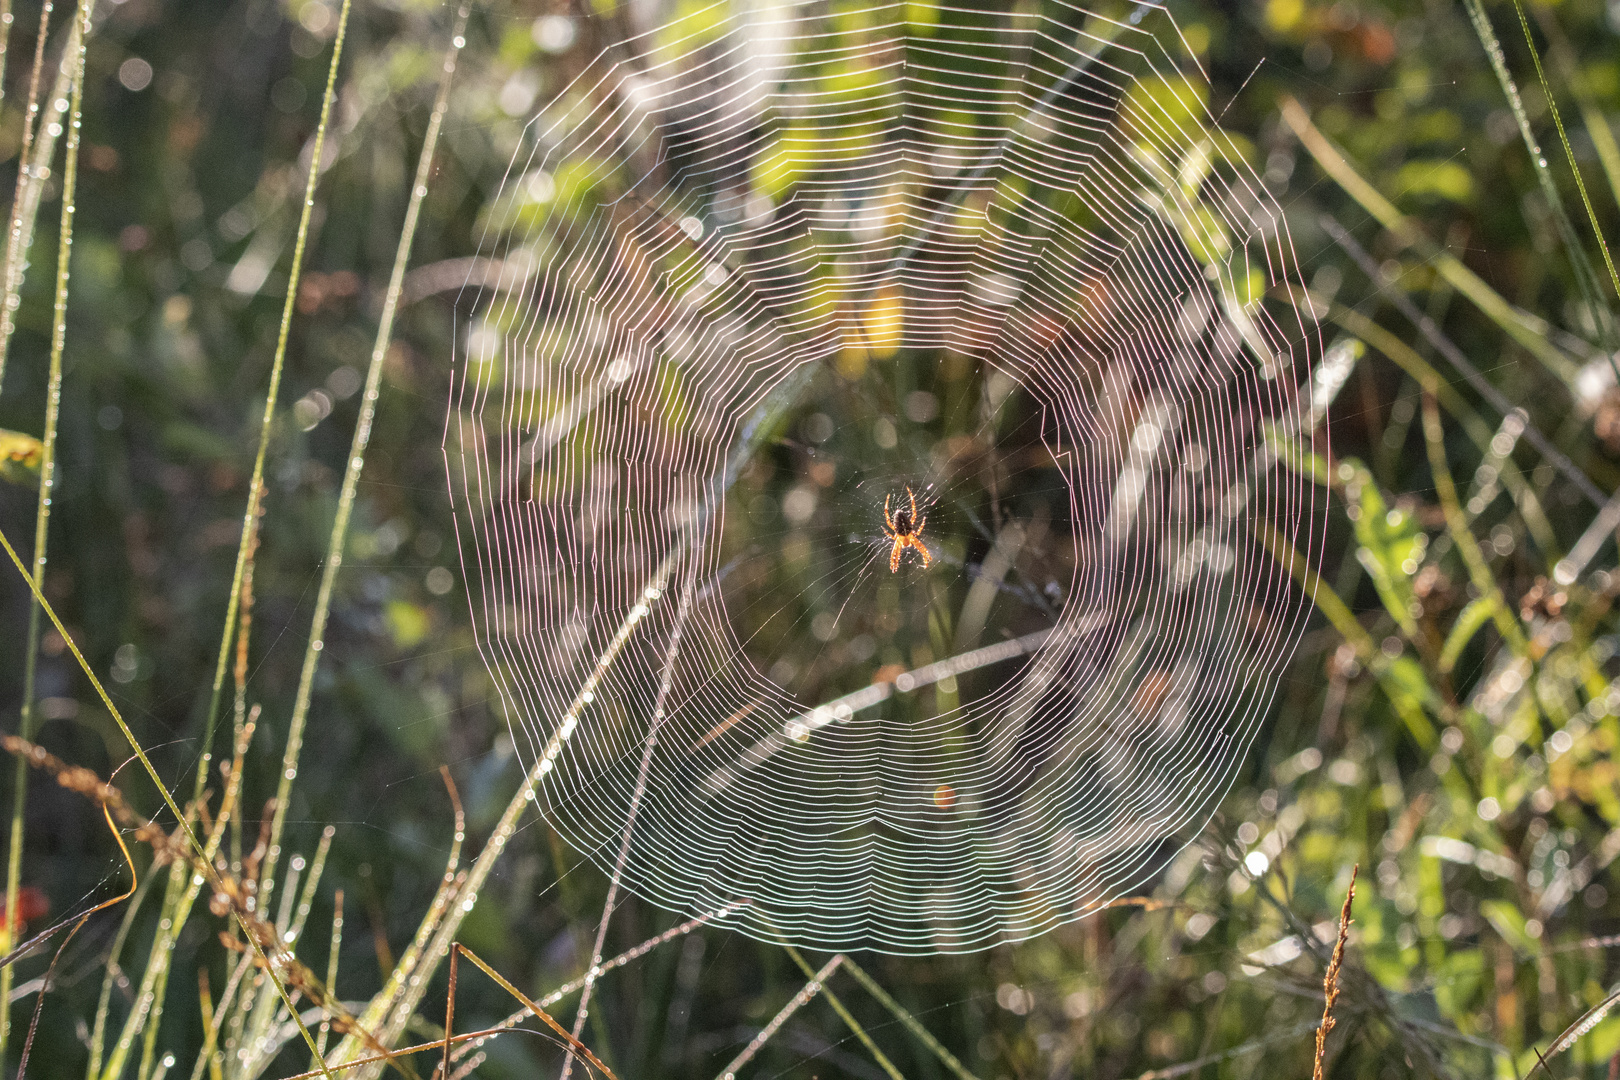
[883,487,932,573]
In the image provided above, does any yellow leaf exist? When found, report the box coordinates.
[385,600,431,650]
[1266,0,1306,32]
[0,428,43,487]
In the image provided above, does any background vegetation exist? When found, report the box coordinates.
[1,0,1619,1076]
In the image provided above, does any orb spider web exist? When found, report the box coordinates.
[448,0,1323,954]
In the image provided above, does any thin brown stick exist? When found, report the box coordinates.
[280,1026,550,1080]
[1313,864,1358,1080]
[455,945,620,1080]
[449,904,745,1065]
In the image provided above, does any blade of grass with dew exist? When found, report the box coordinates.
[1530,3,1620,214]
[839,956,985,1080]
[1509,0,1620,320]
[258,0,457,912]
[97,6,357,1074]
[106,718,264,1080]
[0,1,113,399]
[187,1,369,822]
[319,779,463,1076]
[1460,0,1616,350]
[712,955,845,1080]
[1279,96,1582,384]
[2,0,90,1060]
[0,0,58,395]
[778,942,905,1080]
[233,827,337,1079]
[0,0,14,129]
[85,874,156,1080]
[0,524,338,1076]
[314,891,344,1066]
[188,952,252,1080]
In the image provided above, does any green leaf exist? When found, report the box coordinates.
[1262,423,1331,485]
[1481,899,1536,953]
[1392,159,1475,204]
[1433,948,1486,1019]
[1345,460,1426,636]
[1440,596,1499,673]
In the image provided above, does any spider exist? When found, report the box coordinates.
[882,486,932,573]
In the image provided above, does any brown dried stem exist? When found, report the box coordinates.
[1313,864,1358,1080]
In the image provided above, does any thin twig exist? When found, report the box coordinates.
[438,945,457,1080]
[454,945,620,1080]
[450,905,745,1066]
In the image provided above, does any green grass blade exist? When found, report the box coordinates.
[85,875,156,1080]
[1529,5,1620,216]
[1460,0,1615,349]
[1508,0,1620,322]
[0,0,58,394]
[1281,97,1582,384]
[262,0,449,896]
[779,944,905,1080]
[1,0,92,1061]
[96,4,357,1074]
[840,956,984,1080]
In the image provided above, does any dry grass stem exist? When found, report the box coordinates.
[1313,864,1358,1080]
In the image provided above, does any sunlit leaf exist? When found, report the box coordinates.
[0,429,42,487]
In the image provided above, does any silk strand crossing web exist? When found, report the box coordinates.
[448,0,1324,954]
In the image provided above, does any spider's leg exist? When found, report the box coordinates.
[890,539,902,573]
[907,485,919,523]
[914,537,931,569]
[884,493,894,532]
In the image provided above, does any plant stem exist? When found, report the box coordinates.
[261,0,454,904]
[0,0,55,394]
[1,0,90,1060]
[1280,96,1581,385]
